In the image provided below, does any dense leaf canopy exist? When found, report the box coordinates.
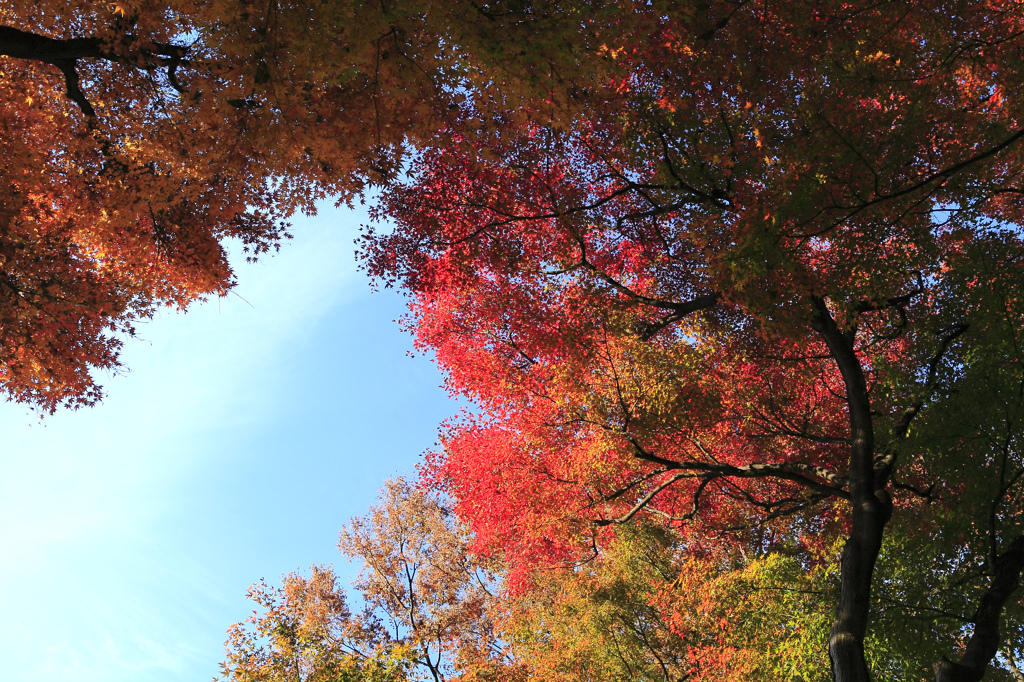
[360,2,1024,680]
[7,1,1024,680]
[0,0,602,408]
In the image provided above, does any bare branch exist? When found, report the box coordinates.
[595,472,698,526]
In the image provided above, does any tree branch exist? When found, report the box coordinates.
[627,438,850,499]
[0,24,189,117]
[634,293,720,339]
[595,472,699,526]
[934,535,1024,682]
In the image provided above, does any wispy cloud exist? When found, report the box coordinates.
[0,205,450,682]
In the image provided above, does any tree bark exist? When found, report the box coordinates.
[0,25,105,63]
[810,297,893,682]
[934,536,1024,682]
[0,25,187,116]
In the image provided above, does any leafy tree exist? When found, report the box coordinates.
[223,479,521,682]
[12,1,1024,679]
[338,478,511,682]
[219,565,416,682]
[502,521,778,682]
[360,2,1024,680]
[0,0,613,409]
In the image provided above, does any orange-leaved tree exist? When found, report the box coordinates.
[338,478,510,682]
[1,0,460,409]
[0,0,621,409]
[220,564,418,682]
[222,479,517,682]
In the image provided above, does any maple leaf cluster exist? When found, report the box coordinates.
[0,0,554,409]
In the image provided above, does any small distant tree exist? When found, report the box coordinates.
[219,565,416,682]
[338,478,511,682]
[222,480,516,682]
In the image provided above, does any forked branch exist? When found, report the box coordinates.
[0,24,188,117]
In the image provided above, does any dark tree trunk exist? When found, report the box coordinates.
[934,536,1024,682]
[811,298,894,682]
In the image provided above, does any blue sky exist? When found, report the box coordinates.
[0,204,456,682]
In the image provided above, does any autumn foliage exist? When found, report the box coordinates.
[8,1,1024,680]
[231,480,1024,682]
[222,480,515,682]
[359,2,1024,680]
[0,0,593,408]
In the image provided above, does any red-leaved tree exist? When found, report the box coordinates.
[363,2,1024,680]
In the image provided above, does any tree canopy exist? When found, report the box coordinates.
[361,2,1024,680]
[0,0,600,408]
[7,1,1024,680]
